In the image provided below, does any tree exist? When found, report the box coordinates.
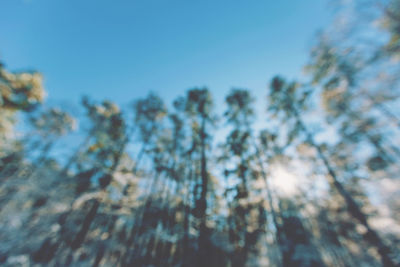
[223,89,267,266]
[184,88,215,266]
[267,75,398,266]
[0,62,45,175]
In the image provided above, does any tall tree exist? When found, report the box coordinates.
[184,88,215,266]
[268,75,398,266]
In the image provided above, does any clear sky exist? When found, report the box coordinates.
[1,0,331,109]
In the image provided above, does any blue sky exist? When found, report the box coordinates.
[1,0,331,109]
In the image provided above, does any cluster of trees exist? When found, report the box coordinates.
[0,0,399,266]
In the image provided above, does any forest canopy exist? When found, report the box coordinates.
[0,0,400,266]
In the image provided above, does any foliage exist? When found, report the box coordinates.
[1,1,400,266]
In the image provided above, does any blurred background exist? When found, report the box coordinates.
[1,0,399,266]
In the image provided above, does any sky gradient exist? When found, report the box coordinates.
[1,0,331,108]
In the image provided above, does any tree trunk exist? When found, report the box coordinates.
[293,109,398,267]
[198,115,209,266]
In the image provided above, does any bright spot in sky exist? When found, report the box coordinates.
[270,165,300,196]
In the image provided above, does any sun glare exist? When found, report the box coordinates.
[270,165,300,196]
